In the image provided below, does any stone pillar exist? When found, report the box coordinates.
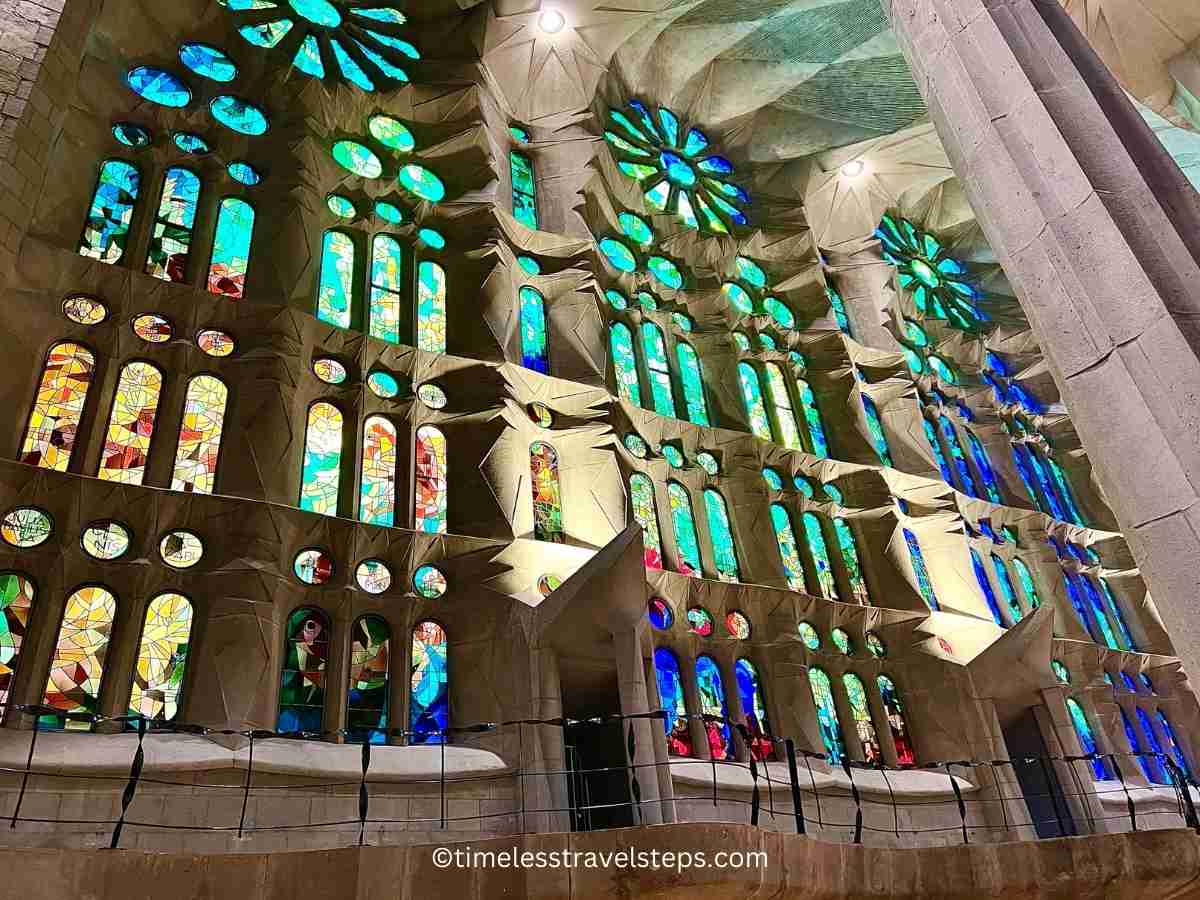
[642,652,677,824]
[679,655,712,762]
[528,647,571,834]
[613,628,663,825]
[883,0,1200,683]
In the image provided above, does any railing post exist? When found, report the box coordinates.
[10,708,40,829]
[109,716,147,849]
[843,759,863,844]
[440,729,447,830]
[358,739,371,846]
[1165,757,1200,832]
[946,763,968,844]
[735,724,760,828]
[784,739,805,836]
[237,729,255,839]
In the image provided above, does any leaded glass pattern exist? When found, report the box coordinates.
[146,167,200,282]
[21,343,95,472]
[629,473,664,570]
[991,554,1024,624]
[510,150,538,229]
[369,234,402,343]
[765,363,801,450]
[98,361,162,485]
[417,261,447,353]
[923,418,955,484]
[1135,707,1169,784]
[695,655,734,761]
[877,675,915,765]
[861,394,893,466]
[939,415,978,498]
[347,615,389,743]
[703,489,740,583]
[411,621,448,745]
[654,648,692,756]
[966,431,1002,502]
[530,441,564,543]
[129,593,192,722]
[520,286,549,374]
[843,673,882,764]
[300,402,343,516]
[610,323,642,405]
[42,586,117,729]
[737,363,772,441]
[808,668,846,764]
[360,416,397,526]
[207,198,255,299]
[0,574,34,710]
[1066,697,1111,780]
[803,512,838,600]
[641,322,676,416]
[834,518,870,605]
[735,659,774,761]
[1098,579,1136,651]
[770,503,806,592]
[79,160,139,263]
[414,425,447,534]
[278,607,330,734]
[970,548,1005,627]
[667,482,701,576]
[1082,576,1131,651]
[676,342,710,425]
[171,375,228,494]
[876,214,984,332]
[903,528,939,610]
[797,380,829,458]
[318,230,355,328]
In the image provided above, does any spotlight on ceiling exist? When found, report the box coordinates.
[538,8,566,34]
[840,160,866,178]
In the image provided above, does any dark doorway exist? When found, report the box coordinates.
[1002,707,1077,838]
[564,719,634,831]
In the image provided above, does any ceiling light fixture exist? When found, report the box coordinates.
[538,9,566,34]
[840,160,866,178]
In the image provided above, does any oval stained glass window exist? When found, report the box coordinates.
[866,632,886,658]
[537,574,562,597]
[672,312,693,332]
[618,212,654,246]
[636,291,657,312]
[197,329,235,357]
[210,95,269,135]
[687,607,714,637]
[735,256,767,288]
[81,521,131,560]
[604,289,629,310]
[732,332,751,351]
[648,597,673,630]
[398,164,445,202]
[662,445,685,468]
[418,227,446,250]
[113,122,152,148]
[762,467,783,490]
[510,125,530,143]
[696,451,719,475]
[722,282,754,315]
[599,238,636,273]
[374,200,404,223]
[326,194,357,219]
[132,314,172,343]
[332,141,383,178]
[294,548,334,585]
[160,530,203,569]
[623,433,648,458]
[646,256,683,290]
[368,115,416,152]
[63,296,107,325]
[126,67,192,107]
[794,476,815,498]
[173,132,211,155]
[798,622,820,650]
[529,402,553,427]
[414,564,447,598]
[517,256,541,275]
[313,357,348,385]
[367,371,400,398]
[1,507,51,547]
[725,610,751,639]
[417,383,447,409]
[831,627,853,655]
[179,43,238,81]
[228,161,262,186]
[764,297,795,330]
[355,559,392,594]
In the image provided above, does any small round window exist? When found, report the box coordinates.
[81,521,131,560]
[160,530,203,569]
[313,357,348,385]
[687,607,714,637]
[355,559,392,595]
[647,597,673,630]
[417,383,448,409]
[1,508,51,548]
[798,622,820,650]
[725,610,751,640]
[831,627,853,655]
[866,632,886,658]
[414,565,447,599]
[294,548,334,585]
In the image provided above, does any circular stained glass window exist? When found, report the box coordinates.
[604,289,629,310]
[618,212,654,247]
[798,622,820,650]
[180,42,238,82]
[333,140,383,178]
[160,530,203,569]
[113,122,152,148]
[197,329,235,357]
[696,451,719,476]
[648,597,673,630]
[418,227,445,249]
[228,161,262,186]
[725,610,751,639]
[517,256,541,276]
[81,521,131,560]
[735,256,767,288]
[294,547,334,585]
[764,297,795,330]
[62,295,107,325]
[367,371,400,398]
[417,383,447,409]
[414,564,447,598]
[356,559,392,594]
[646,256,683,290]
[762,467,783,490]
[538,574,562,597]
[672,312,693,332]
[662,445,685,468]
[1,508,51,548]
[687,607,714,637]
[722,283,754,315]
[865,632,886,658]
[313,357,348,385]
[529,402,553,428]
[599,238,636,273]
[368,114,415,152]
[132,314,172,343]
[375,201,404,224]
[173,132,211,155]
[794,476,815,498]
[327,194,357,218]
[623,433,648,458]
[126,66,192,107]
[210,95,269,135]
[398,164,445,202]
[831,627,853,655]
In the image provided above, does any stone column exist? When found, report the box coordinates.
[883,0,1200,683]
[642,652,677,824]
[613,628,663,825]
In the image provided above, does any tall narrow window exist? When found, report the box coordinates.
[703,489,740,583]
[1046,456,1086,526]
[520,286,550,374]
[965,431,1002,502]
[146,167,200,282]
[797,379,829,458]
[1121,708,1166,784]
[861,394,893,466]
[417,260,447,353]
[1011,444,1048,514]
[629,473,664,570]
[369,234,402,343]
[510,150,538,229]
[410,620,448,745]
[317,230,355,328]
[903,528,939,610]
[129,593,193,722]
[770,503,806,592]
[877,675,915,765]
[0,574,34,712]
[79,159,140,263]
[970,548,1005,626]
[923,419,955,485]
[170,375,228,494]
[1026,446,1069,521]
[300,402,344,517]
[667,482,702,576]
[843,673,882,764]
[1136,707,1170,784]
[641,322,677,417]
[1069,571,1119,649]
[360,415,397,526]
[764,363,802,449]
[735,659,774,761]
[1157,711,1193,781]
[42,586,117,729]
[21,342,96,472]
[278,606,331,735]
[808,667,846,764]
[1098,579,1136,651]
[1083,576,1132,651]
[347,615,390,744]
[695,655,734,761]
[803,512,838,600]
[414,425,448,534]
[991,554,1024,623]
[737,362,772,441]
[1066,697,1112,780]
[939,415,978,497]
[1062,570,1106,645]
[834,518,870,605]
[98,361,163,486]
[676,342,710,425]
[1013,558,1041,609]
[207,198,255,300]
[653,647,693,756]
[531,441,564,542]
[610,323,642,405]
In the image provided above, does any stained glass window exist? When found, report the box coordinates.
[21,342,95,472]
[1119,708,1162,784]
[703,489,739,583]
[939,415,979,498]
[318,230,355,328]
[641,322,676,417]
[79,160,140,263]
[654,648,692,756]
[965,431,1002,502]
[765,363,802,450]
[861,394,893,466]
[415,425,448,534]
[610,322,642,405]
[737,363,772,441]
[207,198,255,299]
[171,375,228,494]
[1157,711,1193,781]
[904,528,939,611]
[695,655,734,761]
[417,261,447,353]
[1,509,51,548]
[530,441,564,542]
[347,615,390,743]
[923,418,955,485]
[876,675,914,765]
[667,482,701,576]
[834,518,870,605]
[520,286,549,374]
[356,559,392,594]
[797,380,829,458]
[735,659,774,761]
[831,628,852,655]
[128,593,192,722]
[991,554,1024,624]
[970,548,1005,627]
[278,606,330,735]
[770,504,806,592]
[1136,707,1170,784]
[842,673,882,764]
[41,586,118,729]
[803,512,838,601]
[1066,697,1111,779]
[360,415,396,526]
[1098,579,1136,651]
[629,473,663,570]
[146,167,200,282]
[1082,576,1131,651]
[510,151,538,229]
[647,597,672,629]
[411,620,448,744]
[673,342,710,426]
[369,234,402,343]
[808,668,846,764]
[300,402,343,516]
[688,607,714,636]
[1005,559,1038,612]
[0,574,34,711]
[98,361,162,486]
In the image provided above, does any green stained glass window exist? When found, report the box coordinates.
[737,362,772,441]
[599,237,636,273]
[530,441,564,542]
[662,444,685,468]
[667,482,701,577]
[418,227,444,249]
[861,394,893,466]
[798,380,829,458]
[277,606,329,734]
[844,673,882,764]
[369,234,402,343]
[671,312,692,332]
[762,467,783,490]
[758,334,777,351]
[722,282,754,315]
[619,212,654,247]
[676,342,710,426]
[866,632,886,657]
[1012,558,1040,609]
[207,198,255,300]
[826,285,852,337]
[1052,660,1070,684]
[80,160,140,264]
[764,297,795,330]
[317,230,355,328]
[623,433,648,458]
[519,286,550,374]
[798,622,820,650]
[517,255,540,275]
[641,322,676,417]
[991,554,1023,623]
[809,668,846,764]
[735,256,767,288]
[831,628,852,655]
[770,503,806,592]
[904,528,939,610]
[369,114,415,152]
[0,574,33,710]
[510,151,538,229]
[696,451,718,475]
[647,256,684,290]
[399,164,445,202]
[703,489,739,583]
[803,512,838,600]
[732,331,751,352]
[327,194,357,219]
[417,261,447,353]
[610,322,641,405]
[333,140,383,178]
[300,402,343,516]
[146,167,200,283]
[795,476,814,497]
[630,473,663,570]
[765,363,802,450]
[375,201,404,224]
[637,291,657,313]
[834,518,869,605]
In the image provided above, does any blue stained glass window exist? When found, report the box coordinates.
[862,394,892,466]
[1013,558,1041,609]
[1011,444,1047,513]
[677,343,710,426]
[277,606,330,734]
[1157,711,1193,780]
[939,416,978,498]
[207,197,255,300]
[695,655,734,761]
[803,512,838,600]
[970,548,1005,627]
[735,659,774,761]
[965,432,1002,502]
[923,419,955,484]
[126,67,191,107]
[641,322,676,417]
[410,621,448,745]
[145,167,200,283]
[808,668,846,764]
[317,230,355,328]
[519,286,549,374]
[1121,708,1165,784]
[835,518,870,606]
[703,489,740,583]
[770,503,807,592]
[79,160,140,263]
[1027,446,1070,521]
[1099,579,1137,651]
[904,528,939,611]
[1066,698,1112,780]
[653,648,693,756]
[369,234,402,343]
[991,554,1023,623]
[667,482,701,577]
[610,323,642,405]
[510,151,538,229]
[1083,576,1133,651]
[1135,707,1169,784]
[1046,456,1086,526]
[798,380,829,458]
[179,43,238,81]
[210,95,269,135]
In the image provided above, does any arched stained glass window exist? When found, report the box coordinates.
[98,361,163,486]
[1121,708,1166,784]
[170,375,228,494]
[991,554,1023,623]
[877,675,915,765]
[676,343,710,426]
[146,167,201,282]
[610,323,642,405]
[1098,579,1136,651]
[1066,697,1112,780]
[769,503,806,592]
[417,260,447,353]
[530,441,564,543]
[1013,558,1041,609]
[207,198,255,299]
[797,379,829,458]
[360,415,397,526]
[0,574,34,711]
[1009,444,1047,514]
[803,512,838,600]
[278,606,331,735]
[1136,707,1169,784]
[318,230,356,328]
[703,489,740,583]
[834,518,870,605]
[970,548,1005,627]
[1071,571,1120,650]
[411,620,448,745]
[923,418,955,485]
[369,234,402,343]
[300,402,344,516]
[735,659,774,761]
[667,482,702,576]
[1157,711,1193,781]
[737,362,772,441]
[1027,446,1070,521]
[1046,456,1086,526]
[414,425,447,534]
[520,286,549,374]
[641,322,676,417]
[808,668,846,764]
[965,431,1002,502]
[903,528,939,611]
[629,473,663,570]
[654,647,692,756]
[861,394,893,466]
[510,150,538,229]
[21,342,96,472]
[79,159,140,263]
[939,415,978,498]
[695,654,734,761]
[762,363,801,449]
[42,586,117,729]
[129,592,192,722]
[347,615,390,744]
[843,673,882,764]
